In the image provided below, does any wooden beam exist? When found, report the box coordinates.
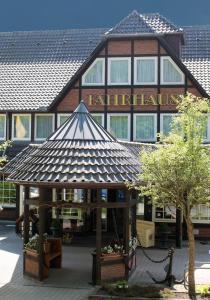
[23,186,30,245]
[38,187,47,281]
[95,189,102,284]
[124,190,130,280]
[13,181,127,189]
[26,199,137,209]
[15,185,20,234]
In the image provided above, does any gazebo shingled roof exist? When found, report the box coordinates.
[1,144,40,176]
[8,101,140,186]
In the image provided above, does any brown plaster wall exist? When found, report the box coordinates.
[134,40,158,55]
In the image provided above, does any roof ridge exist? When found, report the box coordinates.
[0,27,108,35]
[183,24,210,29]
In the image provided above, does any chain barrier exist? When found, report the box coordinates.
[134,228,170,264]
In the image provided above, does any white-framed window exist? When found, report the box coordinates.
[107,113,130,141]
[204,116,210,142]
[160,113,178,136]
[108,57,131,85]
[161,57,184,84]
[134,57,157,85]
[12,114,31,141]
[35,114,54,141]
[191,204,210,224]
[134,113,157,142]
[82,58,105,86]
[92,113,104,127]
[153,205,177,223]
[0,114,6,140]
[57,114,71,127]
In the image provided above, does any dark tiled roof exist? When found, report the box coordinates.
[107,10,182,35]
[0,12,210,112]
[181,26,210,95]
[1,144,40,175]
[8,102,140,184]
[119,141,156,159]
[0,28,107,111]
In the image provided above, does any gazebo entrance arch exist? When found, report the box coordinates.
[8,101,140,283]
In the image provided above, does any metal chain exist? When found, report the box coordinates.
[134,229,170,264]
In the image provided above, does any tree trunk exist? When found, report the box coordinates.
[186,217,196,299]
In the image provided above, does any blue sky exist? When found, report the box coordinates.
[2,0,210,31]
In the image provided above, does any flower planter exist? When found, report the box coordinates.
[92,250,136,284]
[24,249,48,279]
[101,253,126,282]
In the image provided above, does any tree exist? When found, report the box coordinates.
[136,94,210,299]
[0,140,12,167]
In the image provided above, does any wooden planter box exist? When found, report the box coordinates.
[92,251,136,284]
[24,238,62,280]
[101,253,126,282]
[24,249,49,279]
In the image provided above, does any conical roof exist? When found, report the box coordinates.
[49,101,115,142]
[8,101,140,185]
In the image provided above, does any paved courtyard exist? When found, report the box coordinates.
[0,222,210,299]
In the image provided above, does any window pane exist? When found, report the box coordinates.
[109,115,128,140]
[0,116,5,139]
[162,115,173,135]
[93,115,103,126]
[163,58,182,83]
[110,60,128,84]
[135,115,155,141]
[36,115,53,139]
[13,115,30,139]
[83,60,103,84]
[136,59,155,83]
[59,115,70,126]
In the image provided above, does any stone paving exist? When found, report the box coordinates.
[0,222,210,299]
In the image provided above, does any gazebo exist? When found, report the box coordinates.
[8,101,141,283]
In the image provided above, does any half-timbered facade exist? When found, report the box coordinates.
[0,10,210,237]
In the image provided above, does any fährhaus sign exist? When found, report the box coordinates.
[88,93,182,106]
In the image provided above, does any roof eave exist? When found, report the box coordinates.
[6,180,131,189]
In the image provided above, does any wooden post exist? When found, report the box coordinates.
[23,186,30,245]
[95,189,102,284]
[176,208,182,248]
[38,187,47,281]
[15,185,20,234]
[124,189,130,280]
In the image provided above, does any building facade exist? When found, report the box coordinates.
[0,11,210,237]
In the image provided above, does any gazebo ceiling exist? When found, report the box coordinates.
[8,101,141,185]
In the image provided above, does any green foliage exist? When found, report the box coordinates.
[115,280,128,290]
[197,285,210,297]
[159,288,176,298]
[24,233,48,251]
[0,140,12,167]
[135,94,210,218]
[102,283,175,298]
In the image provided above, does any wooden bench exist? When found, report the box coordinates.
[44,238,62,268]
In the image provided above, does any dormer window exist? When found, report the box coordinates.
[161,57,184,84]
[108,57,131,85]
[82,58,105,85]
